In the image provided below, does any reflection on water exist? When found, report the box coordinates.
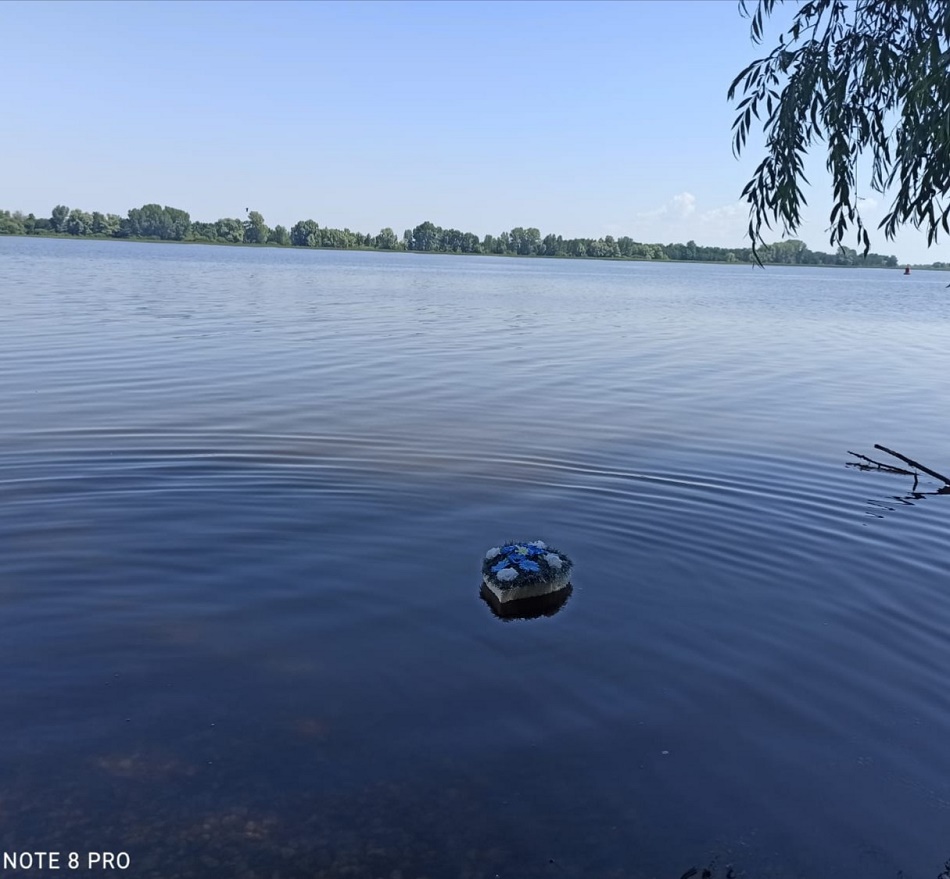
[479,582,574,620]
[2,237,950,877]
[848,445,950,518]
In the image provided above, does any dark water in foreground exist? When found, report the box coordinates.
[3,236,950,878]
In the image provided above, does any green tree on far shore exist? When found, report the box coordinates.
[0,200,908,268]
[244,211,269,244]
[268,224,291,246]
[50,204,69,233]
[124,204,191,240]
[375,227,398,249]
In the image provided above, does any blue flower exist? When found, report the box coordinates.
[502,543,544,560]
[487,541,565,579]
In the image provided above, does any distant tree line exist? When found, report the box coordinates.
[0,204,902,268]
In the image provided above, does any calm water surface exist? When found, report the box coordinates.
[2,236,950,878]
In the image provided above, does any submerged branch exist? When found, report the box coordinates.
[847,450,913,474]
[873,444,950,486]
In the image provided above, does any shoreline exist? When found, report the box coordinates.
[0,230,916,270]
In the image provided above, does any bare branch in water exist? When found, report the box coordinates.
[847,450,913,474]
[873,444,950,486]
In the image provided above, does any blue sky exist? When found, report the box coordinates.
[1,0,938,262]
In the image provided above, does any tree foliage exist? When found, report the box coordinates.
[125,204,192,240]
[0,202,904,267]
[375,227,398,249]
[243,211,270,244]
[269,224,291,246]
[50,204,69,233]
[730,0,950,259]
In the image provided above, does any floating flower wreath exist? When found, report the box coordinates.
[481,540,573,591]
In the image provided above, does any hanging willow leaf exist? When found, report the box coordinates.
[731,0,950,261]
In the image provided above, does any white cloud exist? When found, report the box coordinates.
[672,192,697,217]
[699,201,746,224]
[636,191,697,221]
[625,193,749,245]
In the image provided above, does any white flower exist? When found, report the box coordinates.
[496,567,519,582]
[485,547,502,560]
[543,553,563,569]
[528,540,546,549]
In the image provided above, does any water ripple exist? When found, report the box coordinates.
[3,238,950,877]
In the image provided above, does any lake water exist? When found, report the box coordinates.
[3,236,950,879]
